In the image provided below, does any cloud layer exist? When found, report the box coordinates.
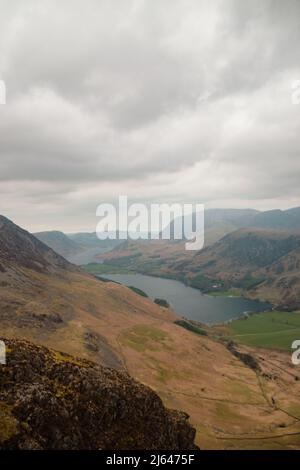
[0,0,299,231]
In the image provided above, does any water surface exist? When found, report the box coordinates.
[100,273,270,325]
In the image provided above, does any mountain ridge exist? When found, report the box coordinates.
[0,216,77,274]
[2,216,300,449]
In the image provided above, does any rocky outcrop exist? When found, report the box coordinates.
[0,338,198,450]
[227,341,260,372]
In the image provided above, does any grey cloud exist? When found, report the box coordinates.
[0,0,299,231]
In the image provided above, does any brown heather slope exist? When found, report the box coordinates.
[1,217,300,449]
[0,338,197,450]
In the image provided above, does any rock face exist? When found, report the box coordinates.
[227,341,260,372]
[0,338,198,450]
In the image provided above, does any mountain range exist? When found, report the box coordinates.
[101,229,300,310]
[1,215,300,449]
[100,207,300,309]
[34,207,300,264]
[166,207,300,246]
[34,230,123,264]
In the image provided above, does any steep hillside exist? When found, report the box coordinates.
[0,215,176,369]
[34,231,82,258]
[1,216,300,449]
[187,229,300,273]
[0,216,76,274]
[252,247,300,309]
[169,229,300,309]
[0,338,197,450]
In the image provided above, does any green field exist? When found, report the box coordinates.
[206,289,242,297]
[84,263,135,275]
[227,311,300,351]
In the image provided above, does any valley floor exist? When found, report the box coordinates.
[221,311,300,351]
[1,267,300,449]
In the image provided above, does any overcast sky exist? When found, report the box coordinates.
[0,0,300,232]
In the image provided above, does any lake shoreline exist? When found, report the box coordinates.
[97,272,271,326]
[85,263,273,307]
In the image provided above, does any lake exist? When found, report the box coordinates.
[100,273,271,325]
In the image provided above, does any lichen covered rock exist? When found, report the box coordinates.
[0,338,198,450]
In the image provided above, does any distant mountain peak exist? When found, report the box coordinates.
[34,230,82,258]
